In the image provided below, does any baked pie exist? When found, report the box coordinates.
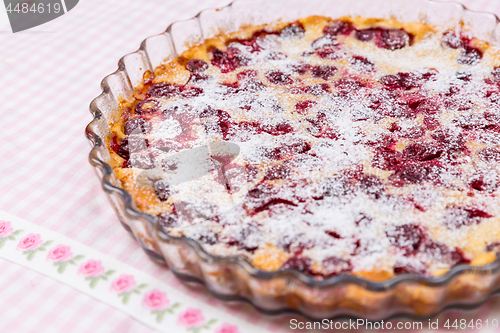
[105,14,500,283]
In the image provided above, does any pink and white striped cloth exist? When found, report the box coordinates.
[2,0,500,331]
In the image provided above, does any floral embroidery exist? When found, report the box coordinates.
[0,216,247,332]
[0,221,23,250]
[47,244,84,274]
[78,259,115,288]
[142,289,181,323]
[110,274,147,304]
[177,308,217,332]
[214,323,240,333]
[17,233,52,260]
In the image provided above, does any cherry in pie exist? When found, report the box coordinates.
[106,15,500,281]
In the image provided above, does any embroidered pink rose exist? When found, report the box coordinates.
[142,289,170,310]
[110,274,137,293]
[47,244,73,262]
[0,221,13,238]
[17,233,43,251]
[177,308,205,327]
[215,323,240,333]
[78,259,105,277]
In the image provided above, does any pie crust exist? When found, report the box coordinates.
[87,1,500,319]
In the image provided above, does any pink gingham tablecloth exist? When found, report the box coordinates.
[2,0,500,331]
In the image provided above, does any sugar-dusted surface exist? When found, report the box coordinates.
[2,0,500,331]
[110,15,500,279]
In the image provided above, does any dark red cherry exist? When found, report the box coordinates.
[283,140,311,155]
[281,256,312,272]
[200,107,229,119]
[226,225,261,252]
[312,65,337,80]
[431,129,465,150]
[211,48,248,73]
[197,232,218,245]
[116,136,148,160]
[458,47,482,65]
[322,176,352,197]
[456,71,472,81]
[413,99,441,115]
[304,83,330,96]
[323,21,352,36]
[237,69,258,80]
[355,29,375,42]
[403,142,442,161]
[280,23,305,37]
[372,148,405,171]
[227,237,258,253]
[311,35,339,50]
[389,123,425,139]
[478,148,500,163]
[319,127,339,140]
[325,230,342,239]
[289,62,312,75]
[358,174,385,199]
[444,207,492,228]
[492,67,500,80]
[487,242,500,253]
[335,78,364,94]
[157,214,179,229]
[261,122,294,136]
[386,224,425,253]
[153,180,171,201]
[393,163,441,185]
[424,115,440,129]
[188,73,209,84]
[124,118,152,135]
[469,171,500,192]
[380,74,401,89]
[365,133,397,149]
[394,262,428,275]
[264,165,290,180]
[277,234,314,254]
[135,99,160,114]
[316,48,343,60]
[350,55,375,72]
[423,241,468,264]
[377,29,410,50]
[185,59,208,72]
[266,70,293,85]
[454,114,490,130]
[295,100,317,114]
[380,72,423,90]
[242,79,266,92]
[484,111,500,123]
[322,256,352,276]
[442,31,463,49]
[180,86,203,98]
[147,83,180,99]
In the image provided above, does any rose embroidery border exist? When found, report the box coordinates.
[0,216,248,333]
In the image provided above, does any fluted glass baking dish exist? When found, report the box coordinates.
[86,0,500,320]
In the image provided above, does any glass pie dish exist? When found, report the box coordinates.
[86,0,500,320]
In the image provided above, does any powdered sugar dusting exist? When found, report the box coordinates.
[112,17,500,278]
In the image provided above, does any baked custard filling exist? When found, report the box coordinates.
[107,16,500,280]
